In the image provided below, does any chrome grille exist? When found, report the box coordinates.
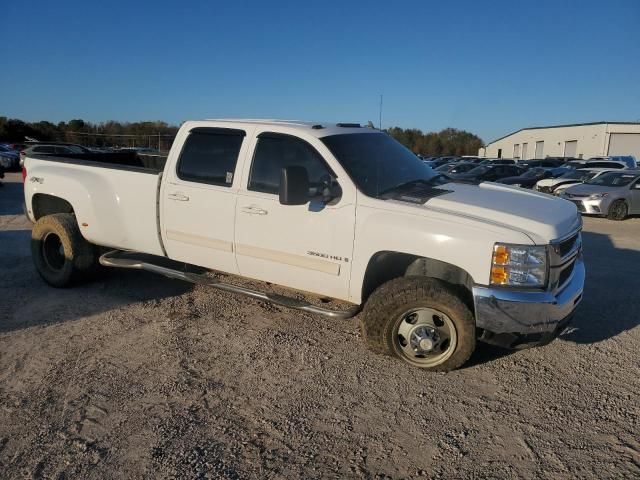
[556,233,579,257]
[558,261,575,286]
[549,229,582,291]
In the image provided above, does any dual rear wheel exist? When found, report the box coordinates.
[31,213,101,287]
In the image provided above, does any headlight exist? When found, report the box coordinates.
[491,243,548,288]
[588,193,608,200]
[0,156,11,167]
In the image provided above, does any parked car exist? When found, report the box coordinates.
[518,158,567,169]
[578,160,627,170]
[587,156,637,169]
[20,143,93,166]
[536,168,615,195]
[497,167,569,188]
[0,145,20,170]
[564,160,588,169]
[561,170,640,220]
[479,158,517,165]
[23,119,584,372]
[2,143,27,152]
[460,157,486,164]
[435,162,477,175]
[423,156,461,168]
[458,156,485,164]
[449,164,526,183]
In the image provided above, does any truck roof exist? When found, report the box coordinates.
[200,118,379,138]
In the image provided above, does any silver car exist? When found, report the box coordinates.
[561,170,640,220]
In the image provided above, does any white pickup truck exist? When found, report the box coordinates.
[23,119,584,371]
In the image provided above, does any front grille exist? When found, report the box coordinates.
[558,261,575,286]
[556,233,579,257]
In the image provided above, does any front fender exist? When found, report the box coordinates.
[348,202,531,304]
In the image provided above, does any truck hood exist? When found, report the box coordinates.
[423,181,580,243]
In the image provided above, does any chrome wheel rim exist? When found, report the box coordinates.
[393,307,457,367]
[42,232,65,271]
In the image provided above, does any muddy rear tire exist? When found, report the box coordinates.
[31,213,99,287]
[360,276,476,372]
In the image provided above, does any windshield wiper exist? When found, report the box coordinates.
[379,176,446,196]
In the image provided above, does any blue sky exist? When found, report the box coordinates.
[2,0,639,142]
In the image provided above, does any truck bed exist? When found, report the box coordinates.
[29,150,167,173]
[24,153,166,255]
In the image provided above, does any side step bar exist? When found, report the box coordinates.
[99,250,361,320]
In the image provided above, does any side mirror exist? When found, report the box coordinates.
[279,166,310,205]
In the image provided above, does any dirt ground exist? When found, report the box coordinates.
[1,171,639,479]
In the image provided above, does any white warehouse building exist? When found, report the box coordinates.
[479,121,640,160]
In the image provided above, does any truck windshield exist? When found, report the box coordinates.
[321,133,442,198]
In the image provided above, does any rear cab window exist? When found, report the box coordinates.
[176,127,245,186]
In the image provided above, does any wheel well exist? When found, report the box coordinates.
[361,251,475,306]
[32,194,74,220]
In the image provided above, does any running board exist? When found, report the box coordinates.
[99,250,361,320]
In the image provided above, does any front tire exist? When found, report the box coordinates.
[607,199,628,221]
[31,213,99,287]
[360,277,476,371]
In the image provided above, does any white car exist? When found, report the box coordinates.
[536,168,617,195]
[22,119,584,371]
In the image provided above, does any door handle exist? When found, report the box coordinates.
[168,193,190,201]
[241,205,268,215]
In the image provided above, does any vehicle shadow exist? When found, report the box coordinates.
[465,228,640,366]
[560,230,640,344]
[0,230,193,333]
[0,180,25,215]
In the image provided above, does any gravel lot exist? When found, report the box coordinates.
[1,171,639,479]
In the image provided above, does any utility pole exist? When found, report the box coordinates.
[379,94,383,130]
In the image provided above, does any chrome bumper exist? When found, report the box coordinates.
[472,255,584,347]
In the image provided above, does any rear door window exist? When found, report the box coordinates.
[176,128,245,186]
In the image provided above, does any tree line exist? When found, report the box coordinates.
[0,117,484,155]
[0,117,178,149]
[386,126,484,156]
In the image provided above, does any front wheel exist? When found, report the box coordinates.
[607,199,628,221]
[360,277,476,371]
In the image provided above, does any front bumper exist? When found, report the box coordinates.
[564,197,611,215]
[472,255,584,349]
